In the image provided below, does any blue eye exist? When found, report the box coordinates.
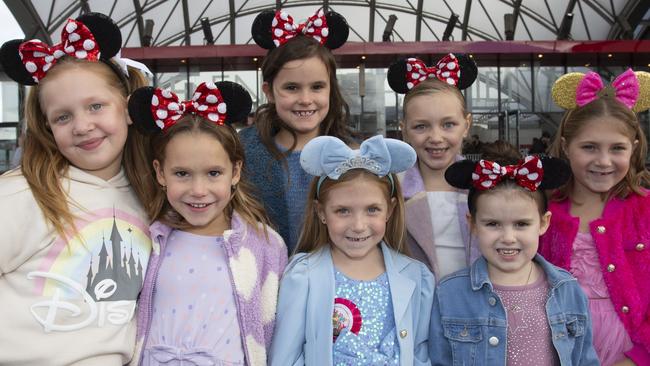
[90,103,102,111]
[208,170,221,177]
[174,171,188,178]
[54,114,71,123]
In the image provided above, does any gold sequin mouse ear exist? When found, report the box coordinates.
[551,72,585,110]
[633,71,650,113]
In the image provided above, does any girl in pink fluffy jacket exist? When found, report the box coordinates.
[540,69,650,366]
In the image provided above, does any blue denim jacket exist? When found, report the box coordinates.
[429,254,599,366]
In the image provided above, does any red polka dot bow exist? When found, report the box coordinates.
[18,19,100,83]
[405,54,461,90]
[271,8,328,47]
[151,82,227,131]
[472,156,544,191]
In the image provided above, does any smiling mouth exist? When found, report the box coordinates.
[496,248,521,256]
[186,203,212,209]
[293,110,316,117]
[425,147,448,154]
[588,170,614,176]
[77,137,104,150]
[346,235,371,242]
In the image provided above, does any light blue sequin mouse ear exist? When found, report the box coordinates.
[381,137,417,174]
[300,135,416,179]
[300,136,349,177]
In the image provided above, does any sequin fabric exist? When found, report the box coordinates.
[332,270,400,366]
[492,272,560,366]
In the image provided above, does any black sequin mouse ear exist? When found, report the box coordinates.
[387,59,410,94]
[456,54,478,90]
[539,157,571,190]
[251,9,276,50]
[216,80,253,125]
[0,39,36,85]
[444,160,478,190]
[76,12,122,60]
[323,11,349,50]
[128,86,159,135]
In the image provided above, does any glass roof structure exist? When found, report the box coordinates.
[5,0,649,48]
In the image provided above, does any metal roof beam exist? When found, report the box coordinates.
[461,0,472,40]
[230,0,236,44]
[182,0,191,45]
[4,0,50,42]
[415,0,423,41]
[132,0,146,46]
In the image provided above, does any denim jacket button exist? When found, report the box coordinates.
[488,297,497,306]
[400,330,408,338]
[488,336,499,346]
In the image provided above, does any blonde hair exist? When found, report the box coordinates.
[148,115,272,235]
[548,97,650,200]
[21,58,154,238]
[296,169,407,255]
[402,78,469,120]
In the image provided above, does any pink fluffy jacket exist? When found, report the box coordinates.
[539,192,650,366]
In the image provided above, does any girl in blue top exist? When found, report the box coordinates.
[241,8,355,253]
[429,141,599,366]
[270,135,435,366]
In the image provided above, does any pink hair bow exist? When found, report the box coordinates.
[576,68,639,109]
[19,19,100,82]
[472,156,544,191]
[405,54,461,90]
[151,82,227,131]
[271,8,328,47]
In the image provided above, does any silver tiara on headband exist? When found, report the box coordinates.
[300,135,417,196]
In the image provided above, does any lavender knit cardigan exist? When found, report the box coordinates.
[539,193,650,365]
[133,211,288,366]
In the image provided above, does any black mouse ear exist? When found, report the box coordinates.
[455,53,478,90]
[128,86,160,135]
[0,39,36,85]
[76,12,122,59]
[539,157,571,190]
[445,160,477,190]
[216,81,252,126]
[323,11,349,49]
[387,59,409,94]
[251,9,277,50]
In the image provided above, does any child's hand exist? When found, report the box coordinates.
[612,358,636,366]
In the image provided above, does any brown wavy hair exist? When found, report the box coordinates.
[20,58,154,238]
[148,115,272,235]
[295,169,407,256]
[548,97,650,201]
[256,35,354,162]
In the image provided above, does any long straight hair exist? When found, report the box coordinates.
[148,115,272,235]
[19,58,153,238]
[255,35,354,163]
[296,169,408,256]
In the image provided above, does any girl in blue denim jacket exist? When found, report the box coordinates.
[429,141,599,366]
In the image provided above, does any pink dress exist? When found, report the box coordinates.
[570,232,633,366]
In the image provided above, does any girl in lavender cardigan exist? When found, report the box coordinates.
[128,81,287,366]
[388,55,481,280]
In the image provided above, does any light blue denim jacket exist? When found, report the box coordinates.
[429,254,599,366]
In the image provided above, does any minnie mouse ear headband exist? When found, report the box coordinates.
[252,8,349,50]
[445,156,570,193]
[387,53,478,93]
[301,135,417,198]
[0,12,151,85]
[128,81,252,134]
[552,68,650,113]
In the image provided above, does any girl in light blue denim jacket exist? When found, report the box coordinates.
[429,142,599,366]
